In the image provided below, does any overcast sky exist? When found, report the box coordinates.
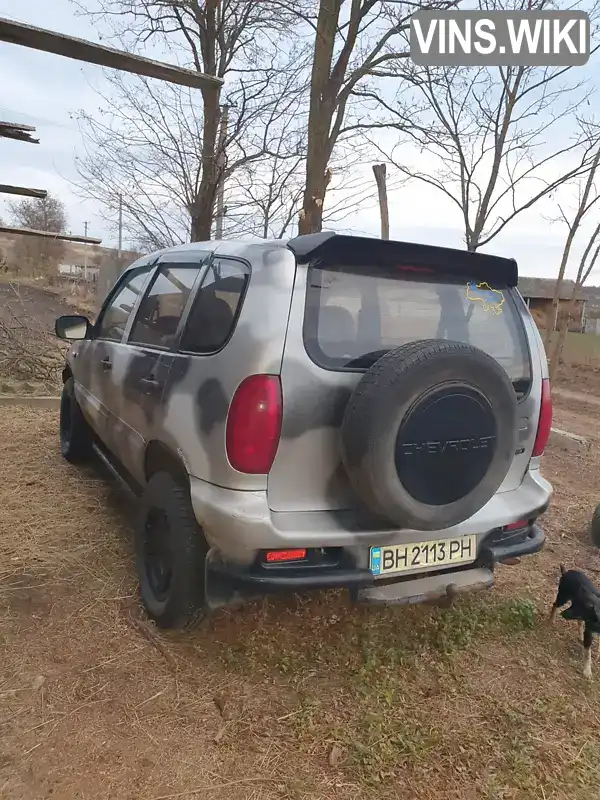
[0,0,598,280]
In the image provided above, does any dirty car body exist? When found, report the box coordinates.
[55,233,553,624]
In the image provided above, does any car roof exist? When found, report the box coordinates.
[122,238,291,273]
[121,233,519,287]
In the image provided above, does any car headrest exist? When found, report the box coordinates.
[185,294,234,350]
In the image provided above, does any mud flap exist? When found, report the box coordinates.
[204,547,248,611]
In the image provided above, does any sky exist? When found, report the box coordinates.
[0,0,598,280]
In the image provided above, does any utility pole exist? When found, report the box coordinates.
[83,221,90,280]
[215,104,229,240]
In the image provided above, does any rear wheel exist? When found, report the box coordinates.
[59,377,93,463]
[135,471,208,629]
[590,504,600,548]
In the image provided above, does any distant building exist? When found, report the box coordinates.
[58,263,100,282]
[0,229,142,300]
[518,277,586,332]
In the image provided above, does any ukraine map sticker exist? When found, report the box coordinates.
[465,281,505,315]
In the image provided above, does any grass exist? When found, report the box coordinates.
[552,330,600,366]
[3,404,600,800]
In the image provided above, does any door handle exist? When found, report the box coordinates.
[140,376,161,393]
[101,356,112,371]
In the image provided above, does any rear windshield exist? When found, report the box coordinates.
[303,264,531,393]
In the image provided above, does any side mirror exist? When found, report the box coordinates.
[55,315,92,341]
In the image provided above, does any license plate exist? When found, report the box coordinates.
[370,535,477,577]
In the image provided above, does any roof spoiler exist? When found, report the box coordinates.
[287,232,518,287]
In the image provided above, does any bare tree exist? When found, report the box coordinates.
[550,223,600,379]
[77,0,300,241]
[75,78,192,249]
[8,194,68,234]
[295,0,453,235]
[543,137,600,377]
[75,54,306,248]
[373,0,598,250]
[7,194,68,277]
[545,138,600,349]
[225,138,305,239]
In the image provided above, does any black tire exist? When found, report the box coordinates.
[59,377,93,463]
[590,504,600,548]
[135,471,208,630]
[341,339,518,531]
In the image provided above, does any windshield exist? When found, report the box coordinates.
[303,263,531,394]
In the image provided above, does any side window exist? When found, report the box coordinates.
[129,264,201,349]
[96,265,154,342]
[180,258,250,354]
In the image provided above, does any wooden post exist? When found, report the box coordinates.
[372,163,389,240]
[0,184,47,198]
[0,17,223,91]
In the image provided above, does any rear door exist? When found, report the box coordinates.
[106,252,210,483]
[268,259,536,513]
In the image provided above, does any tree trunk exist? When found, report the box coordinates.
[298,0,341,235]
[549,296,576,381]
[190,87,221,241]
[298,108,334,235]
[298,161,328,235]
[544,233,575,350]
[549,240,600,379]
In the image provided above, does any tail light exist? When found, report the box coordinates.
[265,549,307,563]
[532,378,552,457]
[226,375,282,474]
[505,519,529,531]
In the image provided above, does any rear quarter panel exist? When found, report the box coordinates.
[267,264,362,512]
[154,241,297,491]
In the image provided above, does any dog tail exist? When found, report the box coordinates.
[560,563,567,576]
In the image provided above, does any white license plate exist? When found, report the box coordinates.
[370,535,477,577]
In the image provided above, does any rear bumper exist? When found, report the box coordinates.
[478,521,546,565]
[205,523,546,606]
[206,548,374,594]
[191,467,552,566]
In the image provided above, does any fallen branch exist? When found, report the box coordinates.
[0,284,67,388]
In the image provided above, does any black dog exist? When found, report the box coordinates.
[550,564,600,678]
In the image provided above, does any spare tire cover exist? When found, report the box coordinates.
[341,339,518,531]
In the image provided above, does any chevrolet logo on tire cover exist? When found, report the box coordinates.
[401,436,496,456]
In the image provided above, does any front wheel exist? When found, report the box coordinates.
[135,471,209,629]
[59,377,93,463]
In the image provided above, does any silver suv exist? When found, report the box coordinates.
[55,233,553,628]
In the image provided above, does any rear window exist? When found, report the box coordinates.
[303,264,531,392]
[179,257,250,354]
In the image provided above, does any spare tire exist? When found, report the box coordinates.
[341,339,518,531]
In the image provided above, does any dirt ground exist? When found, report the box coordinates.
[1,369,600,800]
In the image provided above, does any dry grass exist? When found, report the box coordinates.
[2,391,600,799]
